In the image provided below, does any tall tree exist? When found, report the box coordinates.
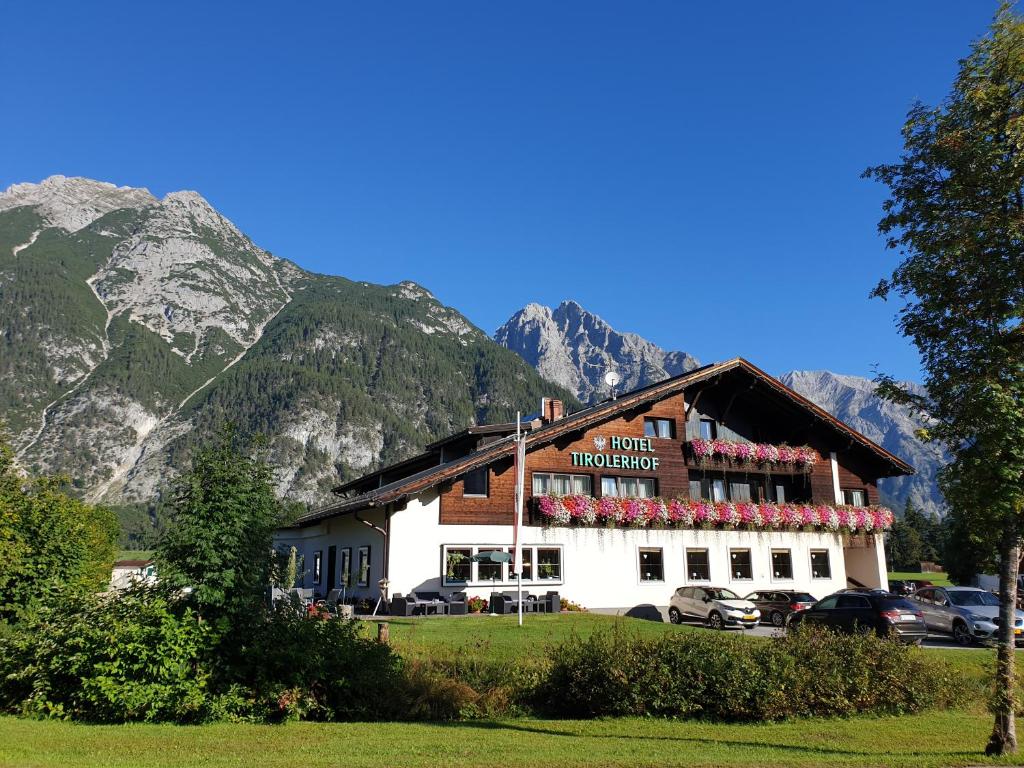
[156,427,287,637]
[864,5,1024,754]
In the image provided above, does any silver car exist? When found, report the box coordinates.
[669,585,761,630]
[911,586,1024,646]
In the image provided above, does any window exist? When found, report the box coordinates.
[699,419,716,440]
[837,595,871,609]
[601,476,656,498]
[842,488,867,506]
[644,417,675,439]
[464,467,488,497]
[533,473,591,496]
[815,595,839,610]
[771,550,793,580]
[774,484,786,504]
[639,548,664,581]
[686,549,710,581]
[810,550,831,579]
[689,479,702,499]
[519,547,533,580]
[446,547,472,582]
[537,548,562,580]
[357,546,371,587]
[478,549,504,582]
[312,551,323,585]
[729,481,752,501]
[339,547,352,589]
[730,549,753,580]
[712,478,726,502]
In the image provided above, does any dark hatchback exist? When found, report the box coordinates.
[744,590,817,627]
[787,590,927,644]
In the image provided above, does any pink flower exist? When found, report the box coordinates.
[712,439,735,459]
[777,445,795,464]
[737,502,757,525]
[596,496,618,521]
[690,439,713,459]
[734,442,754,463]
[538,496,556,518]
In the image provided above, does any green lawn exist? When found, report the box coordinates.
[889,570,952,586]
[0,613,1005,767]
[1,710,1021,768]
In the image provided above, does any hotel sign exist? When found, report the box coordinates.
[570,435,661,471]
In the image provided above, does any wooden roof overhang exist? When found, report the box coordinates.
[289,358,914,528]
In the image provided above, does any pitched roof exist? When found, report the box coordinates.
[289,357,914,528]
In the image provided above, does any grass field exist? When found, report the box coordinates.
[888,570,953,586]
[0,613,1005,767]
[1,710,1020,768]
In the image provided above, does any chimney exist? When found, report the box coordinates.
[541,397,564,423]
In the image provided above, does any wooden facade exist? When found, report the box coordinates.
[438,374,889,526]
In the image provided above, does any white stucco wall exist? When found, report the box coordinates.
[302,490,888,610]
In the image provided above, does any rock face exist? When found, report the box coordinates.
[778,371,946,519]
[0,176,576,508]
[495,300,700,403]
[496,301,946,519]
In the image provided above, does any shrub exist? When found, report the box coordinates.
[535,624,965,721]
[225,603,406,721]
[0,587,212,722]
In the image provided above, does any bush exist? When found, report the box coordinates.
[223,603,406,722]
[0,587,212,722]
[534,624,965,721]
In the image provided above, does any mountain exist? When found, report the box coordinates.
[496,301,945,519]
[1,176,578,513]
[495,301,700,403]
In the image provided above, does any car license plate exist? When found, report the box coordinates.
[1016,628,1022,636]
[743,615,755,621]
[900,614,918,622]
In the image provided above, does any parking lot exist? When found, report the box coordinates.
[615,607,1014,650]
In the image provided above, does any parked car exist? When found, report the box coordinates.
[743,590,816,627]
[888,579,914,596]
[669,586,760,630]
[911,586,1024,646]
[787,590,927,644]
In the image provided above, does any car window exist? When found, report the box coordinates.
[948,590,999,607]
[875,597,916,610]
[815,596,838,610]
[692,588,704,600]
[837,595,871,609]
[792,593,815,602]
[915,589,933,603]
[706,588,740,600]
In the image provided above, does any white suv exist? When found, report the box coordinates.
[669,586,761,630]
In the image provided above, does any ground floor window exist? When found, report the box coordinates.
[357,546,370,587]
[810,549,832,579]
[639,548,664,581]
[686,548,710,581]
[340,547,352,590]
[730,549,753,580]
[537,547,562,580]
[445,547,472,582]
[313,550,322,585]
[601,476,656,498]
[771,549,793,580]
[441,545,562,585]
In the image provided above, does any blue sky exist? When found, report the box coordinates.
[0,2,998,381]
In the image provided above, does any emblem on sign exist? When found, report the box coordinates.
[593,436,606,451]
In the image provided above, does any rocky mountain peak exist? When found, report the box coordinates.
[0,175,157,232]
[495,300,700,403]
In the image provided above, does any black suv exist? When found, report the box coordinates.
[787,590,927,644]
[743,590,816,627]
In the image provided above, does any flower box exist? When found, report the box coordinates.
[688,439,817,472]
[534,495,893,534]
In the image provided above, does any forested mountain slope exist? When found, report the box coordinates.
[1,176,577,509]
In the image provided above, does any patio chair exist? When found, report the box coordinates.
[448,591,468,616]
[543,591,560,613]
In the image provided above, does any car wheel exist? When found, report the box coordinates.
[770,611,785,628]
[952,620,973,647]
[668,607,682,625]
[708,611,724,630]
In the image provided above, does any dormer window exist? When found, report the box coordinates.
[699,419,716,440]
[464,467,488,497]
[841,488,866,506]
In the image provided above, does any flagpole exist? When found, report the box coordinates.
[513,412,525,627]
